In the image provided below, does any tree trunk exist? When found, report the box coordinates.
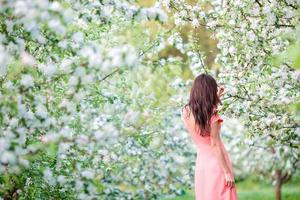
[275,170,282,200]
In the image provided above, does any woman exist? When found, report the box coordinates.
[181,73,238,200]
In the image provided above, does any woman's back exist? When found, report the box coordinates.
[181,105,223,146]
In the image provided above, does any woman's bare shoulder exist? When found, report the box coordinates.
[181,105,191,119]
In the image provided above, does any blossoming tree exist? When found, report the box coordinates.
[161,0,300,199]
[0,1,194,199]
[1,0,299,199]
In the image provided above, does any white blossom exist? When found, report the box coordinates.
[20,74,34,87]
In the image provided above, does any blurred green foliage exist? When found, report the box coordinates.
[162,175,300,200]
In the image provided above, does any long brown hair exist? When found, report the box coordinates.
[182,73,221,136]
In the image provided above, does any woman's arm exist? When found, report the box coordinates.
[210,120,235,188]
[217,85,225,98]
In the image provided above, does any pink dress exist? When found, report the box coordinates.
[181,106,238,200]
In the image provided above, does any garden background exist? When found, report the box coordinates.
[0,0,299,199]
